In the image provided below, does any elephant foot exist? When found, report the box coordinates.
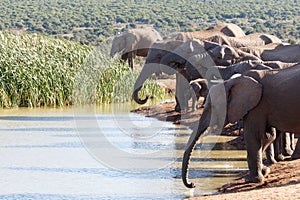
[264,157,277,166]
[245,173,264,183]
[174,104,181,112]
[291,153,300,160]
[276,153,285,161]
[262,166,271,177]
[283,148,294,156]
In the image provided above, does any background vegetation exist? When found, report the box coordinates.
[0,31,164,108]
[1,0,299,46]
[0,0,299,107]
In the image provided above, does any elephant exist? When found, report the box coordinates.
[206,60,298,83]
[184,78,208,111]
[208,43,300,66]
[133,23,245,109]
[205,42,262,66]
[205,33,282,48]
[205,60,297,164]
[158,38,257,111]
[173,23,245,41]
[133,38,184,105]
[182,64,300,188]
[110,28,162,69]
[266,130,295,164]
[240,43,300,63]
[159,39,216,111]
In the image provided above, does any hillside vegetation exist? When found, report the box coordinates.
[1,0,299,45]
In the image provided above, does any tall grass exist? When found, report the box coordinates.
[0,31,165,108]
[73,47,166,105]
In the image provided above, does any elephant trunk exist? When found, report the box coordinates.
[133,63,158,104]
[182,108,211,188]
[133,86,149,104]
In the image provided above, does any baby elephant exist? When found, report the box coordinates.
[184,79,208,111]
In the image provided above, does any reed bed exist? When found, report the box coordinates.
[0,31,165,108]
[73,47,166,105]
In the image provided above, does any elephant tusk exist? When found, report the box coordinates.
[210,79,224,84]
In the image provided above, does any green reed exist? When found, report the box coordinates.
[73,47,166,105]
[0,31,165,108]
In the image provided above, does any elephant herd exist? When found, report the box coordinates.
[110,23,300,188]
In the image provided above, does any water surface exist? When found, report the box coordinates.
[0,105,247,199]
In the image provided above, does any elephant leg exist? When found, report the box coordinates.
[282,132,294,156]
[244,128,264,183]
[265,128,278,165]
[128,54,134,70]
[175,73,189,112]
[191,95,197,111]
[290,133,295,151]
[237,120,244,135]
[121,53,128,65]
[200,96,206,108]
[265,144,277,165]
[273,130,285,161]
[292,138,300,160]
[175,73,181,112]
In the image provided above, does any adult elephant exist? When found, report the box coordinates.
[158,38,256,110]
[133,23,244,111]
[158,39,216,111]
[110,28,162,69]
[182,64,300,188]
[206,60,298,83]
[209,43,300,65]
[133,38,185,105]
[240,43,300,63]
[174,23,245,41]
[206,33,282,48]
[205,60,298,164]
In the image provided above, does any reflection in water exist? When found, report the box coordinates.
[0,106,247,199]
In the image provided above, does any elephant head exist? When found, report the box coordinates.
[110,31,137,58]
[160,39,216,80]
[133,39,184,104]
[206,42,262,66]
[182,75,262,188]
[110,34,125,58]
[206,61,273,85]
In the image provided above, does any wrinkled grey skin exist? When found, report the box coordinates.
[182,64,300,188]
[206,60,298,84]
[206,60,298,164]
[110,28,162,69]
[205,43,262,66]
[184,79,208,111]
[266,130,295,164]
[133,39,184,104]
[160,39,216,111]
[208,43,300,66]
[205,33,282,48]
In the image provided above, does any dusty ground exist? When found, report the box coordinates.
[131,78,300,199]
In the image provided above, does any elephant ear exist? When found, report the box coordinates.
[125,32,137,53]
[187,51,215,69]
[225,76,263,123]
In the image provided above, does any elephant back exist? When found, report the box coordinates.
[207,23,245,37]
